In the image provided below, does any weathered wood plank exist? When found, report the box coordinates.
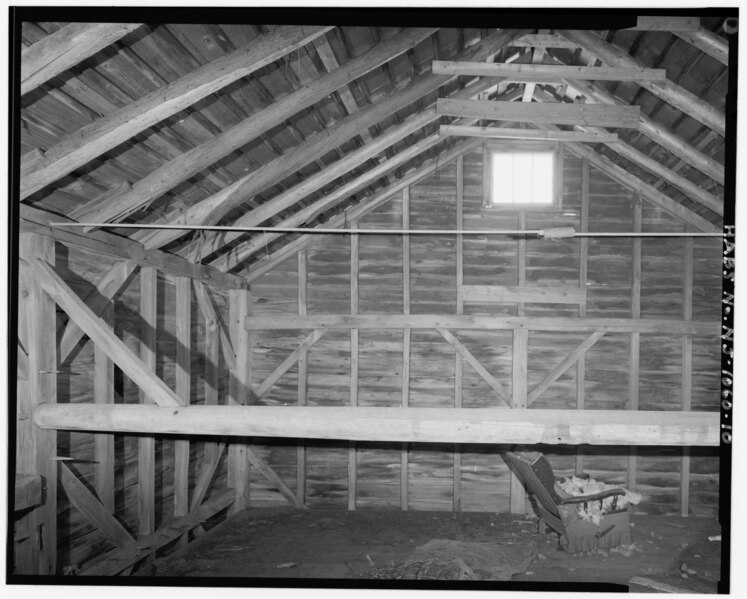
[675,27,729,65]
[21,23,141,95]
[297,249,308,506]
[21,26,333,199]
[462,285,586,304]
[437,98,640,128]
[440,124,619,143]
[94,301,115,513]
[193,280,236,370]
[245,314,717,335]
[255,329,326,399]
[632,16,700,31]
[349,219,359,511]
[15,475,43,512]
[681,233,694,516]
[35,405,721,447]
[174,277,191,544]
[432,61,666,81]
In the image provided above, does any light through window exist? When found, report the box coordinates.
[489,151,555,206]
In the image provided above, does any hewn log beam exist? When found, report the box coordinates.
[32,259,185,408]
[34,405,720,447]
[674,27,729,66]
[134,28,528,253]
[440,124,619,143]
[557,77,724,185]
[245,314,717,335]
[557,30,725,135]
[21,26,333,200]
[21,23,141,96]
[22,205,247,289]
[74,28,438,229]
[432,61,666,81]
[437,98,640,128]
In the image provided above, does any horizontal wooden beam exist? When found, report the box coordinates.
[440,124,618,142]
[462,285,586,304]
[33,404,720,447]
[244,314,716,335]
[437,98,640,128]
[21,23,141,96]
[512,34,578,49]
[15,474,43,511]
[83,489,234,576]
[32,259,185,408]
[432,61,666,81]
[631,16,700,31]
[21,205,247,289]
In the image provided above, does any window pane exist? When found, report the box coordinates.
[491,150,554,205]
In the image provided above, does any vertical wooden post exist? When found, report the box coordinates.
[228,288,252,513]
[202,283,220,466]
[174,276,191,544]
[453,156,464,512]
[628,194,642,493]
[138,266,157,538]
[94,300,115,512]
[576,157,590,475]
[297,249,308,505]
[348,219,359,511]
[510,212,528,513]
[17,233,57,574]
[401,190,410,511]
[681,230,694,516]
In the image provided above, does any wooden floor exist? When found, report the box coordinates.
[147,507,723,592]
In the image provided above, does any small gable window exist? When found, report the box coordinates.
[484,141,561,208]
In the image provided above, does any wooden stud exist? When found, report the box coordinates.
[21,26,333,199]
[94,300,115,513]
[137,266,157,538]
[511,324,529,513]
[194,281,220,467]
[35,405,720,447]
[16,233,57,574]
[193,280,236,370]
[401,189,410,511]
[454,158,464,512]
[628,195,642,493]
[297,250,308,506]
[174,277,191,544]
[349,219,359,511]
[681,231,694,516]
[437,98,641,128]
[576,157,590,475]
[228,289,252,513]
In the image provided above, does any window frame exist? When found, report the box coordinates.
[482,140,564,210]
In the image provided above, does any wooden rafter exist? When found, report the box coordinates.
[675,27,729,66]
[557,29,725,135]
[132,28,529,254]
[21,26,333,201]
[72,28,438,230]
[32,259,186,408]
[432,61,666,82]
[557,76,724,185]
[20,23,142,96]
[437,98,641,128]
[34,404,720,447]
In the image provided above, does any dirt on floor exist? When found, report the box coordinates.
[149,507,723,592]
